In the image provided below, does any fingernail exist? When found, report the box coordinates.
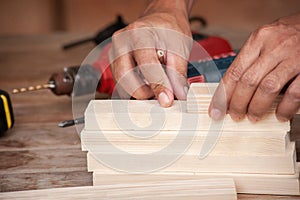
[229,112,245,121]
[247,114,260,123]
[210,108,223,121]
[276,115,289,122]
[158,92,171,107]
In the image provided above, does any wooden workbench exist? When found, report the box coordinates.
[0,33,299,199]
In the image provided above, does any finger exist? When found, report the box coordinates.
[165,52,189,100]
[228,53,282,121]
[209,34,262,120]
[133,48,174,107]
[247,60,299,121]
[276,75,300,121]
[110,53,153,99]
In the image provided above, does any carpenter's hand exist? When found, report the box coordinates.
[110,0,193,107]
[209,13,300,122]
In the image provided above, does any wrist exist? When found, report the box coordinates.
[144,0,193,20]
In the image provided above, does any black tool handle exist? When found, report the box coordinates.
[63,15,127,50]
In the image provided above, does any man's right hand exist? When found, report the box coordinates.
[109,0,194,107]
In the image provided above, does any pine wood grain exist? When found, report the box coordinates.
[93,166,300,195]
[84,100,290,131]
[0,179,237,200]
[81,129,289,155]
[187,83,300,115]
[87,142,296,174]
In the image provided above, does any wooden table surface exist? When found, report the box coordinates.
[0,33,300,199]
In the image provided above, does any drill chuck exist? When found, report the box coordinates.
[49,72,74,95]
[47,64,101,96]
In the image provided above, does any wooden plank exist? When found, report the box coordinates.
[187,83,300,114]
[84,100,290,131]
[87,142,296,174]
[0,179,237,200]
[80,129,289,155]
[93,165,300,195]
[187,103,281,114]
[0,171,92,192]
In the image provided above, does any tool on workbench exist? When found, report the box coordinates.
[62,15,208,50]
[12,65,100,96]
[0,90,14,135]
[63,15,127,50]
[58,117,85,128]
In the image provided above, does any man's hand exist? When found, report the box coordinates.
[110,0,193,107]
[209,13,300,122]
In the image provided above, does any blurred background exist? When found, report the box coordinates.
[1,0,300,36]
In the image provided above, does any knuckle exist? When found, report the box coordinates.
[113,29,124,36]
[280,34,300,48]
[111,29,123,41]
[252,24,273,39]
[150,83,164,93]
[125,21,149,32]
[288,33,299,44]
[240,71,260,88]
[226,65,244,82]
[126,22,140,30]
[272,30,298,51]
[259,75,282,95]
[151,83,160,91]
[113,70,123,82]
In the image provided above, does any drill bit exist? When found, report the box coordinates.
[58,117,85,128]
[12,83,55,94]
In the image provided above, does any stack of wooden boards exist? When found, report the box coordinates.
[81,83,300,197]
